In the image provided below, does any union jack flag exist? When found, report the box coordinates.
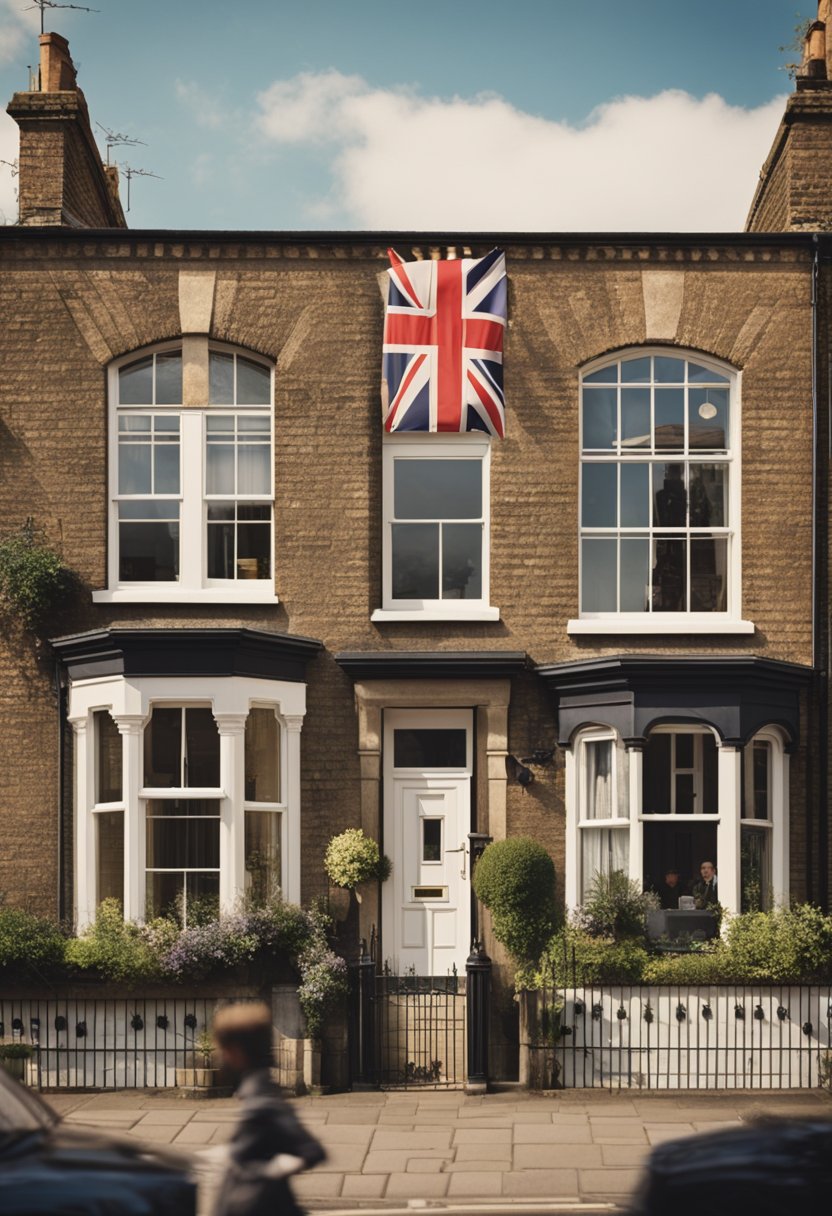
[382,247,507,438]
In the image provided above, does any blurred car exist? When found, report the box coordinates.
[629,1118,832,1216]
[0,1067,196,1216]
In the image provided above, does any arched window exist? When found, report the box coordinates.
[572,349,748,635]
[94,340,275,603]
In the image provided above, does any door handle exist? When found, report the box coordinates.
[446,842,467,878]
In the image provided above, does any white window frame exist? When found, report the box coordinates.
[571,730,631,903]
[565,723,789,915]
[68,674,306,929]
[371,434,499,622]
[569,347,753,636]
[93,340,277,605]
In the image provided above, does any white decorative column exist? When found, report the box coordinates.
[70,716,94,930]
[716,744,742,916]
[283,714,305,906]
[773,745,791,906]
[627,745,644,889]
[564,746,579,910]
[215,713,247,914]
[113,715,145,923]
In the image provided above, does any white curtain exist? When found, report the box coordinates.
[581,827,629,899]
[585,740,612,820]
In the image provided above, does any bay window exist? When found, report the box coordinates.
[577,733,630,900]
[95,341,275,604]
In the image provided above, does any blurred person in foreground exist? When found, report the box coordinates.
[212,1002,325,1216]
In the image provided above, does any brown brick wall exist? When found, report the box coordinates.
[747,86,832,232]
[0,235,818,914]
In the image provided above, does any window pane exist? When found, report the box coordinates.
[652,536,686,611]
[690,536,728,611]
[688,361,729,384]
[582,387,616,449]
[653,463,687,527]
[442,523,482,600]
[146,871,182,921]
[185,708,220,787]
[118,521,179,582]
[245,811,282,904]
[741,827,770,912]
[752,741,771,820]
[620,388,650,449]
[676,772,695,813]
[154,443,180,495]
[97,811,123,905]
[236,357,271,405]
[237,520,271,579]
[119,414,152,433]
[581,538,617,612]
[689,464,726,527]
[118,500,179,520]
[206,443,235,494]
[144,708,182,787]
[155,352,182,405]
[119,357,153,405]
[642,734,671,815]
[245,708,280,802]
[209,352,234,404]
[583,365,617,384]
[581,463,617,527]
[422,819,442,862]
[146,804,220,868]
[654,356,685,383]
[620,537,650,611]
[620,463,649,527]
[207,519,235,579]
[581,827,629,900]
[620,357,651,383]
[675,734,694,768]
[237,442,271,495]
[95,711,122,804]
[393,729,467,769]
[584,740,613,819]
[689,388,728,449]
[186,874,220,923]
[654,388,684,449]
[392,523,439,599]
[394,459,481,520]
[118,442,152,495]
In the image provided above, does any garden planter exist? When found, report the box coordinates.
[175,1066,220,1089]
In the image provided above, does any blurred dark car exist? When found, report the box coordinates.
[629,1118,832,1216]
[0,1068,196,1216]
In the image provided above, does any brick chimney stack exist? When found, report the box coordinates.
[746,2,832,231]
[7,32,127,228]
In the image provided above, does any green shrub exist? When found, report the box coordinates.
[0,905,66,975]
[66,899,163,984]
[0,520,72,630]
[472,837,558,963]
[722,904,832,983]
[528,925,650,988]
[642,947,728,985]
[0,1043,33,1060]
[324,828,390,889]
[578,870,658,940]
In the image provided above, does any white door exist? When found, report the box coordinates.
[383,709,472,975]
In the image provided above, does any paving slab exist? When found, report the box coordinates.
[371,1129,453,1150]
[580,1168,644,1196]
[515,1143,604,1170]
[385,1172,449,1198]
[502,1168,580,1197]
[447,1171,504,1197]
[340,1175,387,1199]
[514,1123,593,1144]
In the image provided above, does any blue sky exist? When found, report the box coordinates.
[0,0,817,229]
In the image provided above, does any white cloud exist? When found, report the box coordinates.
[175,79,228,130]
[0,108,19,225]
[254,71,786,231]
[0,0,39,68]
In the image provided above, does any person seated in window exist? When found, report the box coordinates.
[655,867,684,909]
[691,860,719,909]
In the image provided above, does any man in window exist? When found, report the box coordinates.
[654,867,683,909]
[692,860,719,909]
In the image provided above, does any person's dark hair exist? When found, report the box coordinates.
[700,860,716,870]
[213,1002,274,1069]
[664,868,680,877]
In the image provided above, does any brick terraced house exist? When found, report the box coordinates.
[2,22,832,1079]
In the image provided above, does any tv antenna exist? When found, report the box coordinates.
[121,164,162,212]
[0,159,19,178]
[26,2,100,36]
[96,123,146,165]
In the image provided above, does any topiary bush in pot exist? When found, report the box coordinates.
[472,837,558,965]
[577,870,658,941]
[324,828,390,903]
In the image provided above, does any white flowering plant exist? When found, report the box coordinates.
[324,829,390,890]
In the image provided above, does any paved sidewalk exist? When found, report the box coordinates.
[51,1087,831,1209]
